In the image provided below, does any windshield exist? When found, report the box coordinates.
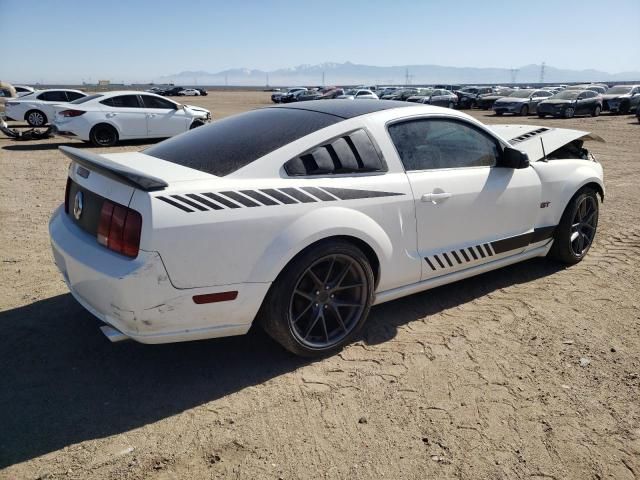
[344,89,357,95]
[460,87,478,93]
[509,90,534,98]
[70,94,103,104]
[607,86,632,94]
[552,91,581,100]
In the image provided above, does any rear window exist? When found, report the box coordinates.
[144,108,341,176]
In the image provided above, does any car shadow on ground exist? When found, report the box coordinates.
[1,139,156,152]
[0,257,563,467]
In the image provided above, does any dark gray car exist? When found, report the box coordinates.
[492,89,553,116]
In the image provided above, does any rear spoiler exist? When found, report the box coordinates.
[59,146,168,191]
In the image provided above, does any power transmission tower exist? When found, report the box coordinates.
[266,73,269,88]
[539,62,546,84]
[322,71,325,86]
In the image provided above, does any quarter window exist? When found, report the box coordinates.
[388,118,500,171]
[66,91,85,101]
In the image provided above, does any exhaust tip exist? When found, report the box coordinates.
[100,325,129,343]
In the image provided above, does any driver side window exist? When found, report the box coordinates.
[388,118,501,171]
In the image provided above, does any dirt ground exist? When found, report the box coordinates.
[1,91,639,480]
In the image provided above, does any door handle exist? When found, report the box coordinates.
[421,192,452,204]
[147,114,156,118]
[105,113,116,118]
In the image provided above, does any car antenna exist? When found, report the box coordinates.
[540,137,548,162]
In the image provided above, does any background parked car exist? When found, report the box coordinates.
[4,89,86,126]
[177,88,201,96]
[537,89,603,118]
[456,86,494,109]
[492,89,553,116]
[280,89,311,103]
[566,84,608,94]
[383,88,424,101]
[271,87,307,103]
[52,91,211,147]
[636,103,640,123]
[196,88,208,96]
[337,89,379,100]
[475,87,514,110]
[0,81,17,117]
[434,84,462,92]
[319,88,345,99]
[417,89,458,108]
[601,85,640,114]
[161,86,186,97]
[14,85,36,97]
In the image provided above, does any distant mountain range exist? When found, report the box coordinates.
[155,62,640,86]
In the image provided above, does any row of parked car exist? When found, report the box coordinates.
[0,84,211,146]
[271,83,640,119]
[145,86,208,97]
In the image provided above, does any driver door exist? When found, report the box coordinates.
[387,117,542,280]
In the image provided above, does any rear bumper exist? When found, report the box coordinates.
[49,206,269,344]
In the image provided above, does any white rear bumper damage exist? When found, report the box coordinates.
[49,206,269,344]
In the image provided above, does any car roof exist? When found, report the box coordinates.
[267,99,413,119]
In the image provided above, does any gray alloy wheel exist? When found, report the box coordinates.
[26,110,47,127]
[520,105,529,116]
[569,195,598,258]
[288,254,368,350]
[548,188,599,265]
[592,105,601,117]
[564,106,575,118]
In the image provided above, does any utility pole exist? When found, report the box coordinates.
[405,68,409,86]
[225,74,228,87]
[539,61,546,84]
[266,73,269,88]
[322,71,325,87]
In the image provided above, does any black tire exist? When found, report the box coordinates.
[520,105,529,116]
[619,102,630,114]
[564,106,575,119]
[592,105,601,117]
[190,120,205,129]
[90,124,118,147]
[495,111,503,116]
[259,239,375,357]
[548,188,599,265]
[538,113,546,118]
[25,109,47,127]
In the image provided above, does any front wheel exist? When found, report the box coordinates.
[259,240,374,357]
[520,105,529,116]
[619,102,630,114]
[564,106,575,119]
[448,101,454,109]
[592,105,601,117]
[548,188,599,265]
[538,113,546,118]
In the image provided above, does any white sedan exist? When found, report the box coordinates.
[52,91,211,146]
[337,89,379,100]
[49,100,604,356]
[5,89,86,126]
[178,88,200,96]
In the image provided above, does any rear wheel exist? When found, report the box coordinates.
[548,188,599,265]
[90,124,118,147]
[25,110,47,127]
[520,105,529,116]
[259,240,374,357]
[592,105,601,117]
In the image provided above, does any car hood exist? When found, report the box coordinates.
[539,99,574,105]
[184,105,210,115]
[479,95,505,101]
[488,125,604,162]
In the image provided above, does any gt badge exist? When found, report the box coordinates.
[73,191,84,220]
[540,201,550,208]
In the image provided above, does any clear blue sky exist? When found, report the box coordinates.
[1,0,638,83]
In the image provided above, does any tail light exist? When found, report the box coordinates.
[97,200,142,258]
[59,109,86,117]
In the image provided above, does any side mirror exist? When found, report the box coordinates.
[500,146,530,169]
[176,104,184,110]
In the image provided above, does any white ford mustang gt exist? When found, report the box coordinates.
[52,91,211,146]
[49,100,604,356]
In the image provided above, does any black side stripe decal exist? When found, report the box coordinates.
[260,189,298,204]
[186,193,223,210]
[156,187,405,212]
[171,195,207,211]
[157,196,194,212]
[424,226,557,271]
[220,191,260,207]
[240,190,278,206]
